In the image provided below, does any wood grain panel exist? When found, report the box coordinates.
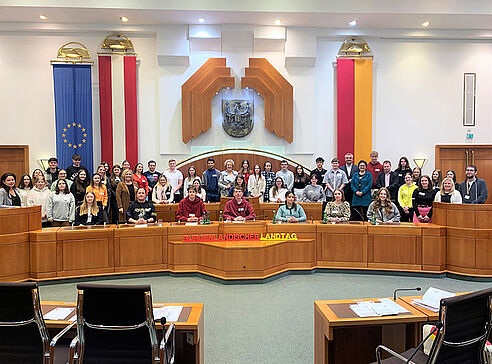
[0,205,40,234]
[0,145,29,178]
[0,232,30,281]
[447,236,475,268]
[181,58,234,143]
[421,225,446,271]
[241,58,293,143]
[266,221,316,240]
[117,235,164,267]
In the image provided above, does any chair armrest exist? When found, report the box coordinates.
[159,323,175,364]
[48,321,77,364]
[376,345,417,364]
[68,335,79,364]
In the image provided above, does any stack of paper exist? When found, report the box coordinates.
[153,306,183,322]
[350,299,409,317]
[412,287,455,312]
[43,307,75,320]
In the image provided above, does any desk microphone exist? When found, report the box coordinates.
[352,207,366,222]
[253,215,269,221]
[393,287,421,300]
[310,215,314,223]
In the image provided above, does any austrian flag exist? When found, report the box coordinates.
[98,55,138,167]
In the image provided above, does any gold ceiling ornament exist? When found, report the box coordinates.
[337,37,373,58]
[50,41,93,64]
[100,33,136,54]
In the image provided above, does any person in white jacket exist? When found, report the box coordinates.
[434,177,462,204]
[248,165,266,202]
[27,175,51,226]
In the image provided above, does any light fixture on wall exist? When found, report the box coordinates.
[38,159,50,171]
[101,33,135,54]
[421,20,430,27]
[120,16,129,23]
[337,37,373,58]
[413,158,427,170]
[349,20,357,26]
[198,18,205,23]
[39,14,48,20]
[274,19,282,25]
[50,41,93,64]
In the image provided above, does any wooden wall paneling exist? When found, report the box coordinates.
[56,227,114,277]
[446,228,476,270]
[446,208,475,228]
[0,232,30,281]
[421,225,446,271]
[367,224,422,271]
[114,225,167,272]
[316,223,367,268]
[245,67,284,139]
[0,208,29,235]
[241,76,274,128]
[249,58,294,142]
[0,145,29,178]
[167,222,219,242]
[200,76,235,133]
[219,221,267,235]
[168,241,199,271]
[29,227,58,279]
[181,58,227,143]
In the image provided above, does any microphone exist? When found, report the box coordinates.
[393,287,421,300]
[352,206,366,221]
[310,215,314,223]
[253,214,269,221]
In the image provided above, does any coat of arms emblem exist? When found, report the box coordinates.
[222,100,254,138]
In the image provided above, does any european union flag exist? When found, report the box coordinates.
[53,64,93,174]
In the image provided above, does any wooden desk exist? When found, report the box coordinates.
[314,298,428,364]
[259,202,323,220]
[42,301,204,364]
[155,202,220,222]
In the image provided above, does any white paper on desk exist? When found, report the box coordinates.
[232,220,245,223]
[350,300,401,317]
[153,306,183,322]
[43,307,75,320]
[185,222,198,225]
[379,298,410,314]
[134,224,148,228]
[412,287,455,312]
[350,304,378,317]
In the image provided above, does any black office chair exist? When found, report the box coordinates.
[0,282,73,364]
[375,287,492,364]
[69,283,175,364]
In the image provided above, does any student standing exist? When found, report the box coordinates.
[46,179,75,226]
[302,174,326,203]
[276,160,294,190]
[293,165,309,200]
[50,169,73,191]
[351,160,373,221]
[0,173,22,206]
[366,151,383,189]
[152,175,174,204]
[218,159,238,197]
[262,161,276,203]
[248,165,266,202]
[70,170,90,206]
[239,160,252,184]
[164,159,184,203]
[17,174,33,206]
[201,158,220,202]
[65,154,89,182]
[398,172,417,222]
[45,157,59,188]
[143,160,161,191]
[311,157,327,189]
[458,165,488,204]
[116,170,138,223]
[132,163,149,195]
[394,157,412,186]
[412,175,437,223]
[340,153,358,204]
[269,177,289,203]
[183,166,198,198]
[323,158,348,201]
[435,177,462,204]
[109,164,122,224]
[27,175,50,226]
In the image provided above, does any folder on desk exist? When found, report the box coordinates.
[412,287,455,312]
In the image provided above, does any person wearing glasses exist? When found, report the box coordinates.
[458,165,488,204]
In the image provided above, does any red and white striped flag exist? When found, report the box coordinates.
[98,55,138,167]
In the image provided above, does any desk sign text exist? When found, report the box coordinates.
[182,233,298,242]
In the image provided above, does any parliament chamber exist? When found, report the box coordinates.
[1,201,491,282]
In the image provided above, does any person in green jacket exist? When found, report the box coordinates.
[275,191,307,223]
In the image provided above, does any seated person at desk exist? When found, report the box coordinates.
[223,187,256,221]
[367,187,400,223]
[275,191,306,223]
[434,177,462,204]
[126,187,156,224]
[228,175,249,197]
[75,191,103,226]
[176,185,207,222]
[324,188,351,223]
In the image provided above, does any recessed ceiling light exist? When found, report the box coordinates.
[120,16,129,23]
[274,19,282,25]
[198,18,205,23]
[421,20,430,27]
[349,20,357,27]
[39,14,48,20]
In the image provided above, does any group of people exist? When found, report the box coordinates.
[0,151,487,226]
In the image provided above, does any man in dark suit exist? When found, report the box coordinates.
[340,153,358,204]
[375,160,399,201]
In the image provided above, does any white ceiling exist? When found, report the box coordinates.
[1,1,492,35]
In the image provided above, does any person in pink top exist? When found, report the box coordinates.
[223,187,256,221]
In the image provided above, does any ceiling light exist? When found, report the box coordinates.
[198,18,205,23]
[421,21,430,27]
[274,19,282,25]
[39,14,48,20]
[120,16,129,23]
[349,20,357,27]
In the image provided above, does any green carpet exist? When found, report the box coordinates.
[38,272,492,364]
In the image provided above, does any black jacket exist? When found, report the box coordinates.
[75,206,103,226]
[375,171,400,200]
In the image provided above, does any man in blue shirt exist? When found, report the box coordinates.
[143,160,161,191]
[201,158,220,202]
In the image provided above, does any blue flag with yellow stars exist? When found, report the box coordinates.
[53,64,93,174]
